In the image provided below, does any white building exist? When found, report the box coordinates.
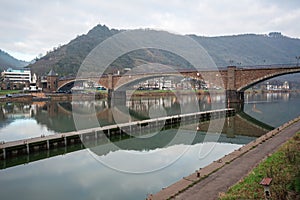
[1,68,41,91]
[266,81,290,91]
[1,68,31,83]
[282,81,290,90]
[24,73,42,91]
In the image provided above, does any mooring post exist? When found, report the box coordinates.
[139,124,142,135]
[3,148,6,160]
[46,140,50,150]
[95,131,98,140]
[26,143,29,154]
[129,124,132,134]
[64,136,67,146]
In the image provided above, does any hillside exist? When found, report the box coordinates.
[191,32,300,66]
[29,24,118,76]
[28,24,300,76]
[29,25,192,76]
[0,49,29,70]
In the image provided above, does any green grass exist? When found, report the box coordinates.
[0,90,22,95]
[219,133,300,200]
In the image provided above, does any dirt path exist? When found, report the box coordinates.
[150,117,300,200]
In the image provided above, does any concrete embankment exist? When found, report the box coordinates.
[149,116,300,200]
[0,93,108,102]
[0,90,221,102]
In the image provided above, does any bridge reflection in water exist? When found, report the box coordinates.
[15,95,272,133]
[0,94,273,170]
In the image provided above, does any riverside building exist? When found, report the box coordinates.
[1,68,41,91]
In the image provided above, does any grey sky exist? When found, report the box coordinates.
[1,0,300,61]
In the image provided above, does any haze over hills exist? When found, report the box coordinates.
[0,49,29,71]
[190,32,300,67]
[27,24,300,76]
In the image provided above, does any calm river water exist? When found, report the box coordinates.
[0,92,299,200]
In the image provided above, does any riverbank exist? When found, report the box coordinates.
[0,92,108,102]
[220,132,300,199]
[131,89,215,97]
[1,89,300,103]
[0,90,22,95]
[149,116,300,200]
[0,89,219,102]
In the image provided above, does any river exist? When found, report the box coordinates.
[0,92,299,200]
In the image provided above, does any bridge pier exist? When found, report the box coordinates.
[226,90,244,104]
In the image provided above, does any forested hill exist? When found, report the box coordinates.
[29,24,118,76]
[0,49,29,71]
[191,32,300,67]
[28,24,300,76]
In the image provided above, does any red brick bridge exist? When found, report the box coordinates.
[57,64,300,102]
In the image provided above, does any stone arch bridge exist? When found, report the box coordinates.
[57,64,300,102]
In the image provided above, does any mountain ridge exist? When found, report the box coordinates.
[0,49,29,71]
[27,24,300,76]
[191,33,300,67]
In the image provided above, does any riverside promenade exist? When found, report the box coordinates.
[150,116,300,200]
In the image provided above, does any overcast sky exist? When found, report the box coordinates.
[1,0,300,61]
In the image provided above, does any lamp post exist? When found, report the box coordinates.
[296,56,300,67]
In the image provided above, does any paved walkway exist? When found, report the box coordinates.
[150,117,300,200]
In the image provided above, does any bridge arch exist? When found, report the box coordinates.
[237,67,300,91]
[57,78,107,92]
[113,72,198,91]
[108,63,216,91]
